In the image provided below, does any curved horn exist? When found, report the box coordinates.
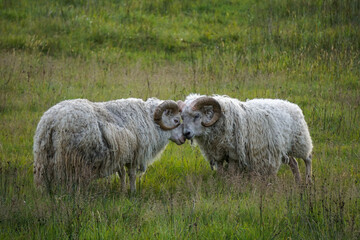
[154,100,180,130]
[177,100,185,112]
[192,97,222,127]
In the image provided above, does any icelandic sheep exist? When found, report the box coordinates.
[178,94,313,184]
[33,98,185,193]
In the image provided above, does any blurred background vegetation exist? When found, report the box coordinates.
[1,0,359,61]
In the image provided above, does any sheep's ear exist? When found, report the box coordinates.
[191,97,221,127]
[203,106,214,119]
[163,109,171,116]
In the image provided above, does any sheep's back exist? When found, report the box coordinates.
[245,99,312,159]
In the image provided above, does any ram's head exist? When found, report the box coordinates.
[178,96,222,140]
[154,100,186,145]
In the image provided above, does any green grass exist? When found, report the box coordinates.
[1,0,360,239]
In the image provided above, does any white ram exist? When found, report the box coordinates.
[178,94,313,184]
[33,98,185,193]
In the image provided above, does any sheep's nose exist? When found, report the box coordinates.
[184,130,192,139]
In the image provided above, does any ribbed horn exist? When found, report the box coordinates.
[154,100,180,130]
[192,97,222,127]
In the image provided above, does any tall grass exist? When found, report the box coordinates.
[1,0,359,239]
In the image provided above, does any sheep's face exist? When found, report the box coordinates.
[159,109,181,130]
[169,124,186,145]
[159,109,186,145]
[181,107,212,139]
[179,97,222,140]
[153,100,186,145]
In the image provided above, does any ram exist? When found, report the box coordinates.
[33,98,185,193]
[179,94,313,184]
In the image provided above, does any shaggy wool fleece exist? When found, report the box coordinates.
[183,94,312,178]
[33,98,179,190]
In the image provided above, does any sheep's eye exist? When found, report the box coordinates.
[194,114,200,120]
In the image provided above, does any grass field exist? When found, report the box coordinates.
[1,0,360,239]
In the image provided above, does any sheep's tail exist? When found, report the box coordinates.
[33,120,96,192]
[33,121,55,192]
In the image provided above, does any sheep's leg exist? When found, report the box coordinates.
[288,156,301,184]
[118,166,126,192]
[228,160,238,175]
[210,159,216,170]
[216,161,224,175]
[128,167,136,194]
[304,154,312,184]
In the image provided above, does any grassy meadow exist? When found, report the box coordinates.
[1,0,360,239]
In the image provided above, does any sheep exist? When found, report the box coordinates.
[178,94,313,184]
[33,98,186,193]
